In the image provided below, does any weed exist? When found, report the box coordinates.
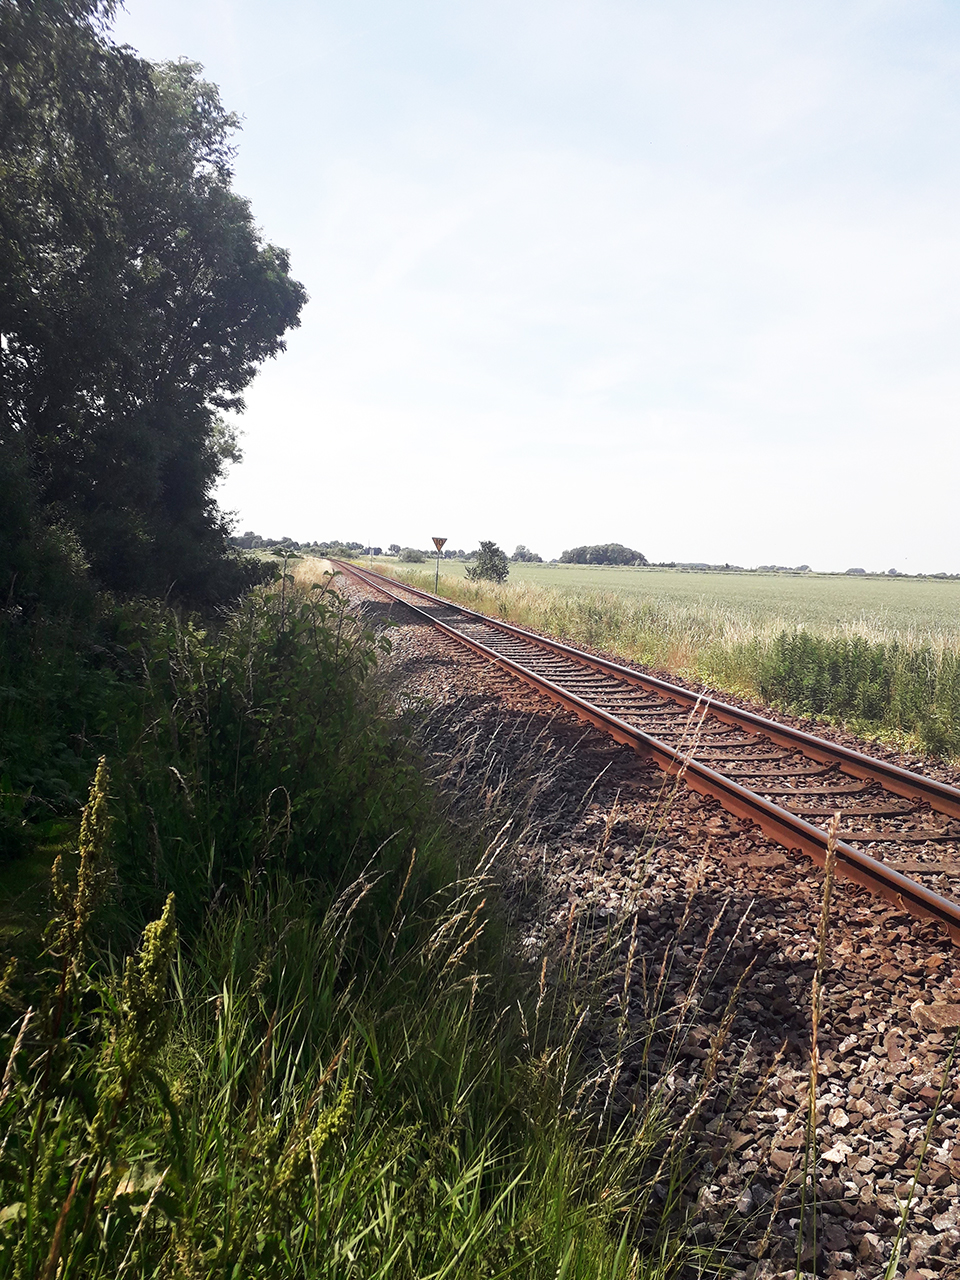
[759,631,960,757]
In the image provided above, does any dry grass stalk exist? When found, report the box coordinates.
[0,1006,32,1109]
[796,810,839,1274]
[883,1026,960,1279]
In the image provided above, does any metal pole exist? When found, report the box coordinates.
[431,537,447,592]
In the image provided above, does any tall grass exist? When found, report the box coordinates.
[381,566,960,758]
[0,839,677,1277]
[0,571,710,1278]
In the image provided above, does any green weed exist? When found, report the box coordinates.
[759,631,960,757]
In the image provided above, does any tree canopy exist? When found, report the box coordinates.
[559,544,648,566]
[511,544,542,562]
[0,0,306,603]
[466,541,509,584]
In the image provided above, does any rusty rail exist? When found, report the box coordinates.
[334,560,960,946]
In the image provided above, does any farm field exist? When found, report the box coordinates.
[368,559,960,649]
[365,558,960,757]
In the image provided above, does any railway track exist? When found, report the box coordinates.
[333,560,960,945]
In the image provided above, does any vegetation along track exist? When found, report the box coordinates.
[334,561,960,946]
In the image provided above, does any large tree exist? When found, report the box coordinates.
[0,0,306,601]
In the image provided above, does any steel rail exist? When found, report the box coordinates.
[334,560,960,945]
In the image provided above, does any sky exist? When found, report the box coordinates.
[112,0,960,572]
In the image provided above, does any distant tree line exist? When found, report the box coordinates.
[394,547,466,562]
[843,567,960,579]
[389,546,467,560]
[511,544,542,562]
[560,544,648,566]
[1,0,306,606]
[228,535,384,557]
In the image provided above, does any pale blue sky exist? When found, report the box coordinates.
[113,1,960,571]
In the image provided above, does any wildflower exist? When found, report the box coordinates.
[76,756,110,924]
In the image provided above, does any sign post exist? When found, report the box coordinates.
[431,537,447,593]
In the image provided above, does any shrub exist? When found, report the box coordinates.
[466,541,509,583]
[105,580,437,934]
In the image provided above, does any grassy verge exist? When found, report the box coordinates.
[0,570,705,1278]
[376,564,960,759]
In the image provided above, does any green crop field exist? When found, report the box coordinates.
[370,559,960,649]
[363,558,960,758]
